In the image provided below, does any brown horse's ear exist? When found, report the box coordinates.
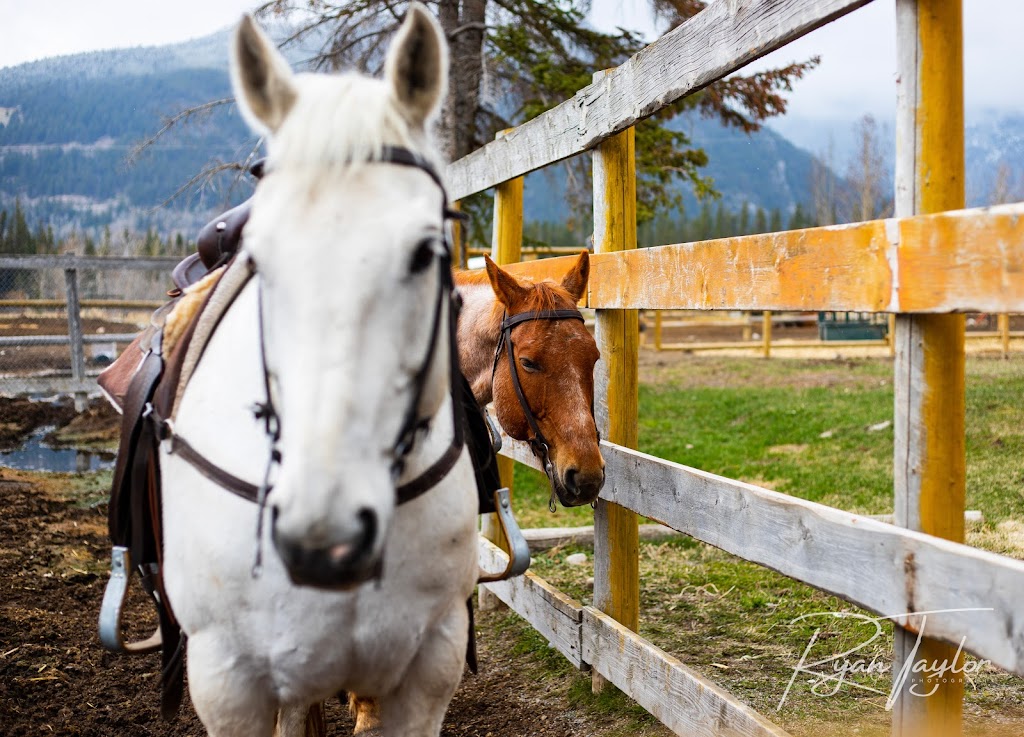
[484,255,529,309]
[560,250,590,303]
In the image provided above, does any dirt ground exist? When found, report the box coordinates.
[0,402,656,737]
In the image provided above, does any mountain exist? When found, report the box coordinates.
[769,111,1024,208]
[15,31,1020,246]
[0,31,262,241]
[521,110,830,225]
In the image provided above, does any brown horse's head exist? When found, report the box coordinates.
[484,251,604,507]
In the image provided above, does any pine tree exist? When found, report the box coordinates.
[789,203,812,230]
[738,203,750,235]
[753,207,767,234]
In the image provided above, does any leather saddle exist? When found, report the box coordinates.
[170,159,264,294]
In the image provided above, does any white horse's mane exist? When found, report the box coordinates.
[267,72,440,173]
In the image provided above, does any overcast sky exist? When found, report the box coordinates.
[1,0,1021,123]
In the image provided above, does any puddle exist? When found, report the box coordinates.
[0,427,115,473]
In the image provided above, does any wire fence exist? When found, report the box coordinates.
[0,255,179,399]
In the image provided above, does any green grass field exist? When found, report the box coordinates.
[503,354,1024,736]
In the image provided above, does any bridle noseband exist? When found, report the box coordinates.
[491,307,595,511]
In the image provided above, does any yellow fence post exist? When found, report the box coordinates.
[998,313,1010,358]
[762,310,772,358]
[893,2,965,736]
[480,132,524,610]
[491,174,523,505]
[591,115,640,694]
[654,310,663,351]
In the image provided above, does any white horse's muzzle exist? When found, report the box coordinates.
[271,504,382,589]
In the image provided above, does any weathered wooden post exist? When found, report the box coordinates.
[653,310,663,351]
[63,266,87,412]
[892,2,965,736]
[481,130,524,610]
[761,310,772,358]
[591,113,639,693]
[450,200,465,270]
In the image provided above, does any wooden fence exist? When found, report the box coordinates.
[455,2,1024,736]
[649,310,1021,357]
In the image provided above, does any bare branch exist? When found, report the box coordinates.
[127,98,234,165]
[448,22,488,39]
[152,161,246,211]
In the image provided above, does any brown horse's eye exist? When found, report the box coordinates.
[519,357,540,373]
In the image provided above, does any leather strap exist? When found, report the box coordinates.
[168,433,262,503]
[491,308,587,502]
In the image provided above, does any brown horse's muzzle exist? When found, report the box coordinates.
[555,463,605,507]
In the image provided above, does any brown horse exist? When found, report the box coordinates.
[456,250,604,506]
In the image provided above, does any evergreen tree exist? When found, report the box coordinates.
[738,203,750,235]
[789,203,812,230]
[713,202,728,238]
[769,208,783,233]
[753,207,767,234]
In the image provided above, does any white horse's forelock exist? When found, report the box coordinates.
[267,72,438,174]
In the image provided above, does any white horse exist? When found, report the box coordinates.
[159,6,478,736]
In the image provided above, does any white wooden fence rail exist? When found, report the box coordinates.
[492,433,1024,677]
[479,538,794,737]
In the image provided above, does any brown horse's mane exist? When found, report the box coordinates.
[520,281,573,311]
[456,269,574,313]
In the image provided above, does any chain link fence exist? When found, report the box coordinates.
[0,255,180,398]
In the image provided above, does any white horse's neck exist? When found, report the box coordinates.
[454,275,503,405]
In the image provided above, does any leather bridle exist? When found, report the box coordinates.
[162,147,468,572]
[491,307,595,511]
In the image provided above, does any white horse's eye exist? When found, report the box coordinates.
[408,238,437,275]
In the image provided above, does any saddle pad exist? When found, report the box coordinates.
[97,268,225,415]
[168,254,255,419]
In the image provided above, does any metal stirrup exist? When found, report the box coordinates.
[478,488,531,583]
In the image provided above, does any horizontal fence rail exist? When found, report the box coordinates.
[0,255,181,271]
[479,538,793,737]
[491,203,1024,313]
[497,433,1024,677]
[0,334,138,347]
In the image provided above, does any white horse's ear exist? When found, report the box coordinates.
[231,14,297,134]
[384,3,448,128]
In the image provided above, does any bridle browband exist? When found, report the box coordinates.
[161,146,468,574]
[491,307,594,511]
